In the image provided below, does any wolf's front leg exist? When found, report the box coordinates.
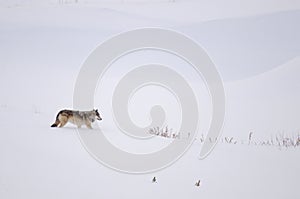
[86,123,93,129]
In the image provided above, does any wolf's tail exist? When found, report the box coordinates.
[51,112,61,127]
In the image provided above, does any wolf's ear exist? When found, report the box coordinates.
[96,109,98,111]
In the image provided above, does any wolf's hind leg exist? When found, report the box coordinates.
[59,121,67,127]
[59,116,68,128]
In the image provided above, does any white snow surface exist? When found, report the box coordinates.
[0,1,299,199]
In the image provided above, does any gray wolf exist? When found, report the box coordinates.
[51,109,102,129]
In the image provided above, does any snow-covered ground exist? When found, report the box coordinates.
[0,1,300,198]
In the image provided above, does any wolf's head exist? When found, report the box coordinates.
[93,109,102,121]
